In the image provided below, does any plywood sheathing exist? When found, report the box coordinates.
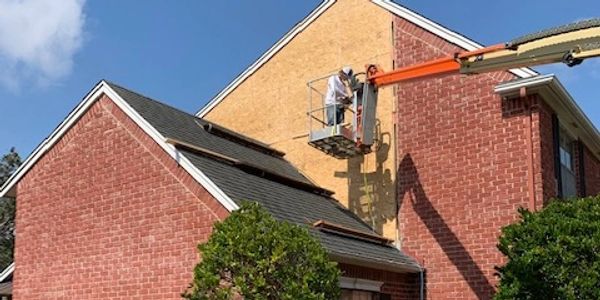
[204,0,398,238]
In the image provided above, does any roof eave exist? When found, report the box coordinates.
[330,252,422,274]
[495,74,600,160]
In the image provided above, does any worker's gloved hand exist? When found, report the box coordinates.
[341,96,352,105]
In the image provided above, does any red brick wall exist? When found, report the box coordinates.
[393,17,539,299]
[583,146,600,196]
[537,100,559,204]
[536,100,600,200]
[339,263,419,299]
[14,95,228,299]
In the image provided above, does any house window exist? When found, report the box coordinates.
[559,128,577,197]
[339,277,389,300]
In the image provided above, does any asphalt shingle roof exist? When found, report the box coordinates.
[107,81,421,273]
[108,82,309,184]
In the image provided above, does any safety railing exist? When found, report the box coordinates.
[306,74,358,138]
[306,73,365,159]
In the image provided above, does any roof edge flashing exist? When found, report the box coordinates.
[330,252,421,273]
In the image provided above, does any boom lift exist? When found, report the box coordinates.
[308,18,600,159]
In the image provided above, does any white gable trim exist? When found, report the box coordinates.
[196,0,537,117]
[0,263,13,283]
[0,81,239,212]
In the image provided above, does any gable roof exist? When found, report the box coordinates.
[0,81,421,273]
[196,0,537,117]
[0,81,238,211]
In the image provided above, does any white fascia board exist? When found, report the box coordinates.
[339,276,383,292]
[494,74,555,94]
[196,0,336,117]
[0,263,13,283]
[0,81,239,212]
[196,0,537,118]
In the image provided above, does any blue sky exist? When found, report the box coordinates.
[0,0,598,157]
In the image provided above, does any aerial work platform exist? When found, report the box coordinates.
[307,74,378,159]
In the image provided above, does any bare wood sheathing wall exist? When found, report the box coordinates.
[203,0,398,238]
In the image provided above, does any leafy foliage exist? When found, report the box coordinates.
[183,202,340,300]
[0,147,21,270]
[495,196,600,300]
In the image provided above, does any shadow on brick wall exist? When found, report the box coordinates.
[397,153,495,299]
[336,120,397,234]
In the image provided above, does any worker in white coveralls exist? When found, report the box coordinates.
[325,66,353,126]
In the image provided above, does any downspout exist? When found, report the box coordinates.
[419,268,425,300]
[522,87,537,211]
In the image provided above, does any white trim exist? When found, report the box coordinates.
[0,263,13,283]
[196,0,337,117]
[196,0,537,117]
[0,83,105,198]
[494,73,555,94]
[0,81,239,212]
[339,276,383,292]
[495,74,600,160]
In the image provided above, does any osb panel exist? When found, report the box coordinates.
[203,0,397,237]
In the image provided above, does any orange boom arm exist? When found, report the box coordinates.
[367,19,600,87]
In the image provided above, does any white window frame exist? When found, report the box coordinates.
[339,277,383,292]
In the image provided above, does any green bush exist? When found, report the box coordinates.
[495,195,600,300]
[182,202,340,300]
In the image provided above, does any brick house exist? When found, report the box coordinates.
[196,0,600,299]
[0,81,423,299]
[0,1,598,300]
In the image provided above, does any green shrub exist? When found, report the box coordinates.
[182,202,340,300]
[495,195,600,300]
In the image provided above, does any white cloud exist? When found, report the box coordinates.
[0,0,86,90]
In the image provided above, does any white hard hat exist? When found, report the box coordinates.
[341,66,353,77]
